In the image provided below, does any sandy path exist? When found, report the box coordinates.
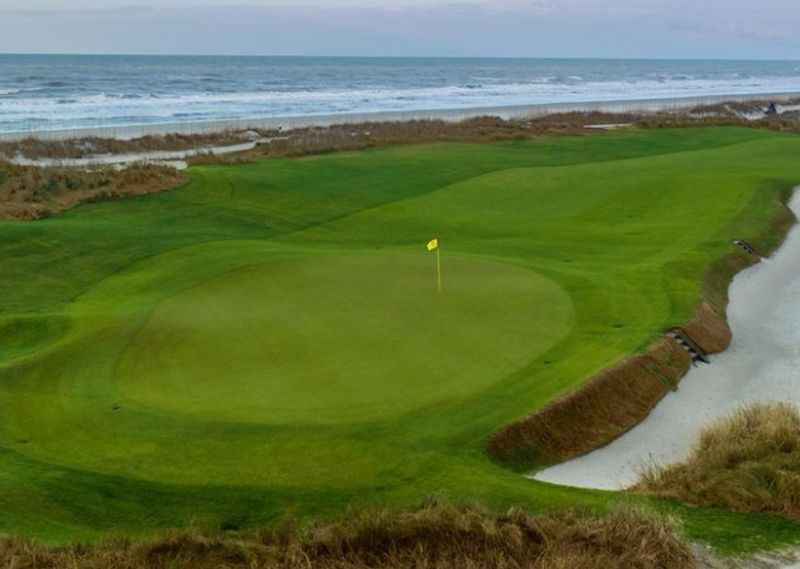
[534,188,800,491]
[5,140,264,170]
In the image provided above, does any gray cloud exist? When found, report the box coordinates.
[0,1,798,58]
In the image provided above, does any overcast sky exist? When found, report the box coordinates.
[1,0,799,59]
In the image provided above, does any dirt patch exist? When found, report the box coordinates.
[0,504,695,569]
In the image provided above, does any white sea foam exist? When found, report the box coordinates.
[3,75,800,134]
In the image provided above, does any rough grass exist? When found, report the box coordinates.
[0,161,185,220]
[636,403,800,520]
[248,114,633,159]
[0,114,633,163]
[0,503,695,569]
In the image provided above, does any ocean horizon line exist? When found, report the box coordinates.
[2,52,800,63]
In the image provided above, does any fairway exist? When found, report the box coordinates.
[3,127,800,549]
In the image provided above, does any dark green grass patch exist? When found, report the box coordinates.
[0,314,69,362]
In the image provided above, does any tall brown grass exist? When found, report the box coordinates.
[0,503,695,569]
[635,403,800,519]
[233,114,628,162]
[0,161,185,220]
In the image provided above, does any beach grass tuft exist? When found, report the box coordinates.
[636,403,800,519]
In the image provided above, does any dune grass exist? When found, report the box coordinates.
[0,503,695,569]
[637,403,800,520]
[0,161,185,220]
[2,127,800,550]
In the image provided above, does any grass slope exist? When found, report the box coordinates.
[1,127,800,551]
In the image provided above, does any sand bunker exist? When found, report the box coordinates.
[535,188,800,491]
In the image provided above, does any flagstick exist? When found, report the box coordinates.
[436,245,442,293]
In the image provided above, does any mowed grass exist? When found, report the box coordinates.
[2,127,800,550]
[119,252,571,425]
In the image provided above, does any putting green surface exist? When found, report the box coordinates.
[119,250,571,424]
[3,127,800,550]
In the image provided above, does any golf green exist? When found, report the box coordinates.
[118,250,572,424]
[3,127,800,550]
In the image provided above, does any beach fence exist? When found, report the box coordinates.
[1,92,797,143]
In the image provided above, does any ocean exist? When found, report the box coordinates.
[2,54,800,136]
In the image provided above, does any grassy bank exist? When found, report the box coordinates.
[2,127,800,550]
[488,172,797,470]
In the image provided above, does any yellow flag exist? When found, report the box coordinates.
[426,238,439,252]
